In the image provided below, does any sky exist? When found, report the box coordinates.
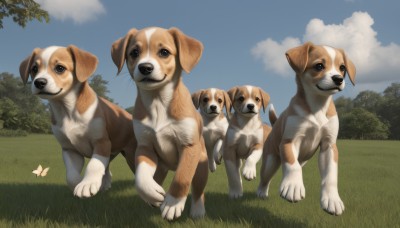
[1,0,400,120]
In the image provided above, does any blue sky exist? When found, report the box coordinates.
[1,0,400,120]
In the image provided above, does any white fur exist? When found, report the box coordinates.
[135,162,166,207]
[280,161,305,202]
[190,197,205,219]
[74,154,109,198]
[62,150,84,190]
[160,194,187,221]
[242,148,262,180]
[225,160,243,198]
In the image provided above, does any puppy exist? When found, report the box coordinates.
[257,42,356,216]
[19,45,137,198]
[192,88,231,172]
[111,27,208,220]
[223,85,272,198]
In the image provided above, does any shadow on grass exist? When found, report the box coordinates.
[0,181,305,227]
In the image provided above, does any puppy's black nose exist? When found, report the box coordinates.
[210,105,217,111]
[34,78,47,89]
[138,63,154,75]
[331,75,344,86]
[247,104,255,110]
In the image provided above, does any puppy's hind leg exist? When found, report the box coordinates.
[257,152,280,198]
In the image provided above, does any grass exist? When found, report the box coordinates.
[0,135,399,227]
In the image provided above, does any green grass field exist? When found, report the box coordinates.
[0,135,399,227]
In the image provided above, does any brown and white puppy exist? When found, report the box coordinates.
[257,42,356,216]
[192,88,231,172]
[111,27,208,220]
[223,85,272,198]
[19,45,137,198]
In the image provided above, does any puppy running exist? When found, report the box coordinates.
[111,27,208,220]
[19,45,137,198]
[257,42,356,216]
[223,85,272,198]
[192,88,230,172]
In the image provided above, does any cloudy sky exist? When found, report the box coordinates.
[1,0,399,119]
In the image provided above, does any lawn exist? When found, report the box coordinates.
[0,135,399,227]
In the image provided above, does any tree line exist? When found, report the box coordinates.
[1,72,399,139]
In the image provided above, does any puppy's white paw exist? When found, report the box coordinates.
[136,179,166,207]
[74,176,102,198]
[228,188,243,199]
[209,160,217,172]
[257,185,269,199]
[242,162,256,181]
[190,198,205,219]
[214,151,222,165]
[280,176,305,203]
[160,194,187,221]
[321,190,345,215]
[101,170,112,191]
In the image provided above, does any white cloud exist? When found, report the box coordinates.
[35,0,105,24]
[252,12,400,84]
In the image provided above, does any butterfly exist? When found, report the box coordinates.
[32,164,50,177]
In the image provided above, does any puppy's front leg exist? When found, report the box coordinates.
[161,143,201,221]
[242,143,262,181]
[223,145,243,198]
[135,145,166,207]
[319,143,344,215]
[62,150,84,190]
[279,141,305,202]
[74,140,111,198]
[213,138,223,165]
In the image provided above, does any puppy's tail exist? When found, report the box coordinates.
[269,104,278,126]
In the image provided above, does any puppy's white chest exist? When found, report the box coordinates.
[51,101,102,157]
[203,118,228,145]
[134,117,197,168]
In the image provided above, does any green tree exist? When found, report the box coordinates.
[353,90,383,113]
[0,0,49,29]
[339,108,389,140]
[0,72,51,133]
[335,96,353,115]
[378,83,400,139]
[89,74,114,102]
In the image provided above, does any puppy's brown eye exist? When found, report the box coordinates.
[218,98,223,103]
[314,63,325,71]
[340,65,346,72]
[203,97,209,103]
[31,65,38,75]
[130,48,140,58]
[238,96,245,102]
[255,97,260,102]
[159,49,170,58]
[54,65,65,74]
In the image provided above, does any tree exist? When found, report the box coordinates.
[335,96,353,115]
[353,90,383,113]
[0,72,51,133]
[339,108,389,140]
[378,83,400,139]
[0,0,49,29]
[89,74,114,103]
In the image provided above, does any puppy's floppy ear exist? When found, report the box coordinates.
[111,28,138,75]
[227,87,238,116]
[191,90,204,109]
[223,91,232,115]
[67,45,98,82]
[286,42,313,74]
[19,48,41,84]
[258,87,270,113]
[168,27,203,74]
[339,48,356,85]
